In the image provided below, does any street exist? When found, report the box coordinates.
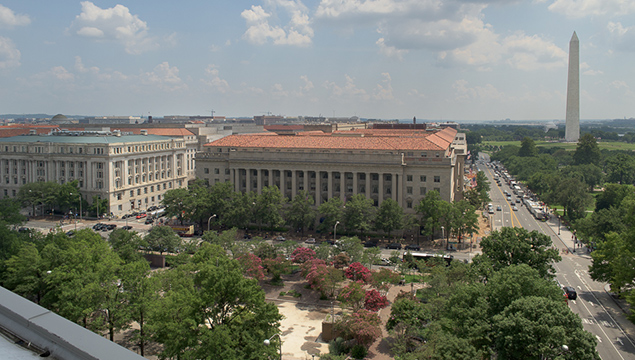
[478,156,635,360]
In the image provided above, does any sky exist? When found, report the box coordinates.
[0,1,634,121]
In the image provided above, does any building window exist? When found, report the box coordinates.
[434,176,440,183]
[407,200,413,209]
[214,168,219,174]
[434,187,440,193]
[407,175,413,182]
[130,190,134,197]
[406,186,412,195]
[420,187,426,195]
[204,168,209,174]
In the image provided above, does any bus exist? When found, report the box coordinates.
[403,252,454,267]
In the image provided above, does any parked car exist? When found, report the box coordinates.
[512,206,518,211]
[386,243,402,250]
[136,213,147,219]
[275,236,286,241]
[65,230,75,237]
[305,238,316,244]
[364,240,379,248]
[122,225,133,230]
[515,198,521,203]
[321,240,335,246]
[93,223,104,230]
[496,205,502,211]
[563,286,577,300]
[405,244,421,251]
[145,218,154,224]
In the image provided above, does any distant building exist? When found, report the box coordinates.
[196,127,467,210]
[79,116,143,125]
[0,132,188,215]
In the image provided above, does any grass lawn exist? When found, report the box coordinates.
[482,140,635,151]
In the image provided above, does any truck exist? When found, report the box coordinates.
[169,224,195,237]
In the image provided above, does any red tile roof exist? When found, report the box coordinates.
[205,127,457,151]
[0,125,60,138]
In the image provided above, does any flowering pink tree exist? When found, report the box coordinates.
[336,309,382,348]
[370,268,401,294]
[305,260,343,298]
[262,256,291,283]
[364,289,389,311]
[236,253,265,280]
[291,247,316,264]
[301,258,326,277]
[345,262,371,283]
[337,281,366,311]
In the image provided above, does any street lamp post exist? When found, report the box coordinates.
[70,192,82,221]
[441,226,445,249]
[334,221,340,242]
[558,215,561,235]
[263,333,282,360]
[207,214,217,232]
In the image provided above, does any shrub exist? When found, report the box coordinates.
[364,289,389,311]
[236,253,265,280]
[351,344,368,359]
[328,337,350,356]
[338,282,366,311]
[291,247,316,263]
[336,309,382,348]
[345,262,371,282]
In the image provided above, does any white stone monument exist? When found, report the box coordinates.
[565,31,580,142]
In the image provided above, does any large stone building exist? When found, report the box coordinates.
[0,131,188,215]
[196,127,466,211]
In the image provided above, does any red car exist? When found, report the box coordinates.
[136,213,147,219]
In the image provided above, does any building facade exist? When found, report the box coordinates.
[0,132,188,215]
[196,127,466,211]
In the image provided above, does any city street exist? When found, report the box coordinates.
[479,157,635,360]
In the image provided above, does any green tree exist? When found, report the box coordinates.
[108,228,144,262]
[474,171,491,207]
[318,197,344,234]
[122,259,157,356]
[161,188,190,224]
[253,186,286,230]
[518,137,537,157]
[373,198,404,237]
[144,225,182,254]
[589,232,635,293]
[343,194,375,233]
[286,190,316,237]
[224,191,253,229]
[573,133,601,165]
[552,177,593,221]
[594,183,633,211]
[149,243,282,360]
[0,198,27,225]
[450,200,479,244]
[474,227,561,278]
[336,236,364,263]
[492,296,599,360]
[202,228,239,254]
[414,190,443,242]
[605,153,635,184]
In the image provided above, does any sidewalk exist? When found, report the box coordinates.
[543,215,591,258]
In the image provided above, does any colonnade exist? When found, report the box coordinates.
[231,168,403,207]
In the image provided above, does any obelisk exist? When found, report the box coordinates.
[565,31,580,142]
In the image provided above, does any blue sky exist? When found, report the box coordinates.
[0,1,633,120]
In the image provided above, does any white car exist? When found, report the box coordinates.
[512,206,518,211]
[305,238,316,244]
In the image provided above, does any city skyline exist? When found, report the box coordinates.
[0,1,634,121]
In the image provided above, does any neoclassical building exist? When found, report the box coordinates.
[0,130,188,215]
[196,127,466,211]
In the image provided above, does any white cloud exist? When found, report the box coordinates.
[376,38,408,60]
[548,0,635,18]
[0,4,30,28]
[374,72,395,100]
[453,79,504,101]
[316,0,564,70]
[0,36,20,68]
[141,62,187,91]
[324,75,370,101]
[32,66,75,81]
[299,75,314,92]
[241,2,313,46]
[607,21,635,52]
[270,83,289,98]
[502,32,568,70]
[202,65,230,93]
[69,1,158,54]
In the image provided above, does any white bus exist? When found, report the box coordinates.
[403,252,454,267]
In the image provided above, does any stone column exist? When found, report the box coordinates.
[245,168,251,193]
[353,172,358,197]
[366,172,371,198]
[327,171,333,200]
[378,173,384,206]
[391,174,397,202]
[233,169,238,192]
[292,170,297,199]
[256,169,262,194]
[340,172,346,202]
[269,169,273,189]
[303,170,308,194]
[316,171,321,206]
[398,172,404,207]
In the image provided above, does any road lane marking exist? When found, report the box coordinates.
[597,335,603,343]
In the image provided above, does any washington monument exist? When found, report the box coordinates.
[565,31,580,142]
